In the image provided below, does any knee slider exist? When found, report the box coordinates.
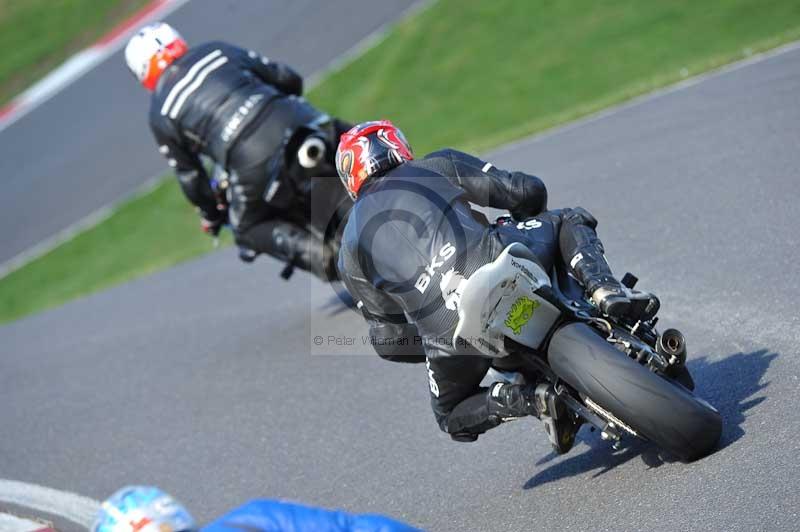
[450,432,479,442]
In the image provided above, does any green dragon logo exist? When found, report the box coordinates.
[504,296,540,335]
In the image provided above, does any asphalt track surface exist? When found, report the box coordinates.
[0,0,418,266]
[3,45,800,532]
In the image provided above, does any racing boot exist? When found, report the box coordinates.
[272,223,338,281]
[570,246,659,321]
[487,383,580,454]
[447,382,542,442]
[590,283,660,322]
[534,384,581,455]
[486,382,540,420]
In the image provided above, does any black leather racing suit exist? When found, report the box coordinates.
[149,41,351,279]
[338,149,611,441]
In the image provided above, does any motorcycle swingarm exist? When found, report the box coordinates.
[512,350,624,440]
[555,386,627,443]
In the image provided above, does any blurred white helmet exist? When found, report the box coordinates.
[93,486,196,532]
[125,22,188,91]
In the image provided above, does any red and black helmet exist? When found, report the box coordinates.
[335,120,414,199]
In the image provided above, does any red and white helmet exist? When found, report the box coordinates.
[336,120,414,199]
[125,22,188,91]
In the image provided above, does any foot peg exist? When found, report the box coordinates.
[620,272,638,289]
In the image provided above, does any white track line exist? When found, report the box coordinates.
[0,512,54,531]
[0,479,100,529]
[0,0,193,134]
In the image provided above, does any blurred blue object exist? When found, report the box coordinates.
[202,499,422,532]
[94,486,421,532]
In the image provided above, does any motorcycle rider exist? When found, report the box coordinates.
[335,120,660,453]
[125,23,351,280]
[93,485,419,532]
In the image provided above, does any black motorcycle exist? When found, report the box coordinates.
[210,120,352,281]
[452,241,721,461]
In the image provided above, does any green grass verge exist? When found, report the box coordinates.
[309,0,800,154]
[0,0,151,105]
[3,0,800,323]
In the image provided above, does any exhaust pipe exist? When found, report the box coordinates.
[657,328,687,366]
[297,135,326,169]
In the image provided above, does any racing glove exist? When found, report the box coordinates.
[199,208,227,237]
